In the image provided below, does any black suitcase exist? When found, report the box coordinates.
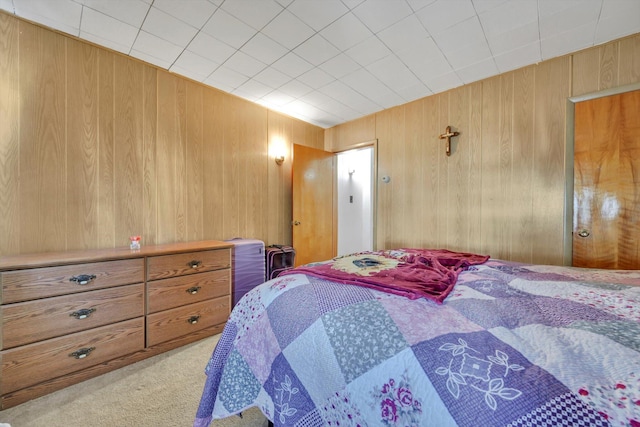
[265,245,295,280]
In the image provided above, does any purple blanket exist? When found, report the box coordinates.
[282,249,489,303]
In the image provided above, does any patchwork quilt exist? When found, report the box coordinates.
[194,256,640,427]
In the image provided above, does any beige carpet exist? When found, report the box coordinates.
[0,334,269,427]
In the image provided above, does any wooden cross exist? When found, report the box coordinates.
[439,126,460,156]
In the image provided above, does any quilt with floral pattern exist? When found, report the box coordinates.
[194,256,640,427]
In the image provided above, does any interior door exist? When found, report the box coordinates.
[573,89,640,269]
[292,144,335,266]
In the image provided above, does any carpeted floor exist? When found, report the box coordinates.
[0,334,269,427]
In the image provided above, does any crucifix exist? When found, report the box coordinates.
[439,126,460,156]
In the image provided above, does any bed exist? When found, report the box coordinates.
[193,248,640,427]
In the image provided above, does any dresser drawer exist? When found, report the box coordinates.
[1,283,144,349]
[146,249,230,281]
[146,296,230,347]
[0,318,144,395]
[1,258,144,304]
[147,269,230,314]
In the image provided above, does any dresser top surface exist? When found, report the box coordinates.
[0,240,233,271]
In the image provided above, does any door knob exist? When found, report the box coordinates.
[577,229,590,238]
[292,220,301,226]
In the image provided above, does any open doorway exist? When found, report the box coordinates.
[336,146,374,256]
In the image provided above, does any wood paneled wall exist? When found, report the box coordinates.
[0,14,323,256]
[327,33,640,266]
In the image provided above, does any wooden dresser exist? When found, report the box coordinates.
[0,240,232,410]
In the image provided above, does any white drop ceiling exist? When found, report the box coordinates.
[1,0,639,128]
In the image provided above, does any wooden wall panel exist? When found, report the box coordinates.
[0,14,20,255]
[97,50,116,248]
[113,56,145,247]
[618,35,640,86]
[531,56,571,264]
[66,39,99,251]
[186,81,204,242]
[510,67,535,262]
[142,66,158,245]
[202,88,225,241]
[19,23,67,253]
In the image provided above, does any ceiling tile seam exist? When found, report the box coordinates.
[535,0,543,64]
[472,1,499,74]
[592,0,605,47]
[125,2,154,57]
[203,5,316,86]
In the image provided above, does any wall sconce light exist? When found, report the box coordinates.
[275,155,285,165]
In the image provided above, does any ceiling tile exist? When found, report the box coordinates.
[170,50,219,81]
[131,49,172,69]
[224,51,267,78]
[486,21,538,55]
[455,57,499,83]
[353,0,414,33]
[539,2,600,40]
[187,32,236,64]
[253,67,291,88]
[205,66,249,91]
[220,0,283,30]
[297,68,336,89]
[131,30,183,66]
[15,0,82,36]
[423,71,463,93]
[341,68,405,108]
[152,0,217,28]
[368,54,423,93]
[345,36,392,66]
[278,79,313,98]
[81,0,150,27]
[319,53,361,79]
[202,8,255,49]
[80,8,139,53]
[394,81,431,103]
[377,14,431,53]
[240,33,288,65]
[405,0,438,12]
[396,37,452,81]
[0,0,14,13]
[261,90,296,106]
[432,16,485,53]
[235,79,274,99]
[540,22,598,60]
[287,0,348,31]
[416,0,475,35]
[142,6,198,47]
[271,52,314,78]
[294,34,340,66]
[471,0,509,14]
[477,0,537,39]
[595,0,640,43]
[320,12,372,51]
[493,41,541,73]
[261,10,315,50]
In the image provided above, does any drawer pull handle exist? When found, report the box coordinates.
[187,315,201,325]
[186,286,201,295]
[188,260,202,269]
[69,274,97,285]
[70,347,95,359]
[70,308,96,319]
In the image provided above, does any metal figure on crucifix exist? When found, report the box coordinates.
[439,126,460,156]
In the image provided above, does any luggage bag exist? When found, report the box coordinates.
[225,238,266,306]
[265,245,295,280]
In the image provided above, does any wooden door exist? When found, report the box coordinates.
[573,89,640,269]
[292,144,335,266]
